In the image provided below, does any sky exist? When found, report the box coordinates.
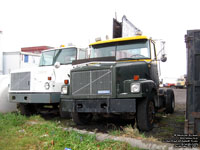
[0,0,200,81]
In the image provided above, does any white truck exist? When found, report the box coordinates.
[9,46,87,116]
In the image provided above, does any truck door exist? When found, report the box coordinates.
[150,40,159,87]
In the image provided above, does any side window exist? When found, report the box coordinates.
[79,49,86,59]
[150,41,156,60]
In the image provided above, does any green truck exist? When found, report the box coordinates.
[60,35,175,131]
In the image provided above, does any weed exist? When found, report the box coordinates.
[0,113,144,150]
[108,129,122,136]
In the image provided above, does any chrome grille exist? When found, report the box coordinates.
[10,72,31,90]
[72,69,112,96]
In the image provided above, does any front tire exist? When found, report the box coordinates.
[59,103,71,119]
[17,103,36,116]
[71,113,93,125]
[136,97,155,131]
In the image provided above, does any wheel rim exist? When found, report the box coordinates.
[148,101,155,124]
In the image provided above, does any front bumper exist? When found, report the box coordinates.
[61,98,136,113]
[9,92,60,103]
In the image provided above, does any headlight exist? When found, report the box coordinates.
[44,82,50,90]
[61,86,68,94]
[130,83,140,93]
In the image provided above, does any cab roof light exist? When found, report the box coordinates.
[95,37,101,42]
[64,79,69,85]
[60,45,65,47]
[134,75,140,81]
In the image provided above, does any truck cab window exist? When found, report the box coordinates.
[79,49,86,59]
[39,48,77,66]
[116,40,150,60]
[90,44,115,58]
[55,48,77,64]
[39,50,55,66]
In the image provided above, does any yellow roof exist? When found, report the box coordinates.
[89,36,148,46]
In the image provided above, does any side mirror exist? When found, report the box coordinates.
[54,62,61,68]
[161,54,167,62]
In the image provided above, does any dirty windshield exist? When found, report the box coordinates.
[39,47,77,66]
[90,40,150,60]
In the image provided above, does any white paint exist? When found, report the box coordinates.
[0,75,17,113]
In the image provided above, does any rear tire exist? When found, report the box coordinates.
[165,89,175,114]
[71,113,93,125]
[136,97,155,131]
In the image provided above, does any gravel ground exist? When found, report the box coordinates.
[174,88,186,111]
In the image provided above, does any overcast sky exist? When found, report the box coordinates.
[0,0,200,80]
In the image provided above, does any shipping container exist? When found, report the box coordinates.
[185,30,200,135]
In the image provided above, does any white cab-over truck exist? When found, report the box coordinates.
[9,46,87,116]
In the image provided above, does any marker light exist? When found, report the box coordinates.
[64,79,69,85]
[60,45,65,47]
[134,75,139,81]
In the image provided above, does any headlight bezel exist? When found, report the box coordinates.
[61,85,68,95]
[44,82,50,90]
[130,83,141,93]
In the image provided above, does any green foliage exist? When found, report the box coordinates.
[0,113,143,150]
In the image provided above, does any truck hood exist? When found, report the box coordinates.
[9,65,73,93]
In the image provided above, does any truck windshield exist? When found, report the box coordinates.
[90,40,150,60]
[39,47,77,66]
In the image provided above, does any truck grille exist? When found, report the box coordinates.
[10,72,31,90]
[72,69,112,96]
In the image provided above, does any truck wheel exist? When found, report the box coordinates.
[17,104,36,116]
[71,113,93,125]
[165,89,175,114]
[59,103,71,119]
[136,98,155,131]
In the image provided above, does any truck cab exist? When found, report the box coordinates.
[9,46,87,116]
[61,36,175,131]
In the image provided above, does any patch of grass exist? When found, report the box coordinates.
[0,112,26,128]
[174,116,185,123]
[109,129,122,136]
[0,113,144,150]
